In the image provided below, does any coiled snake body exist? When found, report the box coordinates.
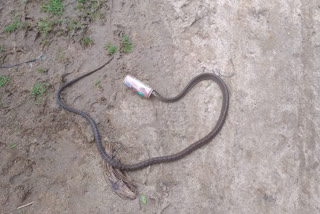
[56,58,229,171]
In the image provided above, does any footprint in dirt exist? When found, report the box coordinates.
[0,149,35,207]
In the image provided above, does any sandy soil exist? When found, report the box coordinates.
[1,0,319,213]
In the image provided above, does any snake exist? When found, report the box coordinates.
[56,57,229,171]
[0,55,44,69]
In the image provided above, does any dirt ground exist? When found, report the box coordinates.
[1,0,320,213]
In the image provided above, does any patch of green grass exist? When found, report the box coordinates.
[10,10,16,16]
[76,4,83,10]
[94,81,103,90]
[17,208,26,214]
[40,39,50,47]
[121,34,132,53]
[3,19,21,33]
[56,48,67,63]
[66,21,74,31]
[56,29,64,36]
[76,0,84,10]
[4,11,22,33]
[36,67,47,73]
[38,19,52,37]
[31,81,47,104]
[104,42,117,55]
[88,10,104,20]
[21,21,31,30]
[66,19,82,32]
[38,18,61,37]
[41,0,64,15]
[80,36,94,47]
[77,0,105,20]
[0,74,9,87]
[140,193,147,204]
[9,143,16,148]
[76,22,82,29]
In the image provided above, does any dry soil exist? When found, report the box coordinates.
[0,0,319,213]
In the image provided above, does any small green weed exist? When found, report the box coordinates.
[0,44,4,53]
[56,48,68,63]
[140,193,147,204]
[94,81,103,90]
[31,81,47,104]
[121,34,132,53]
[76,0,84,10]
[104,42,117,55]
[90,1,104,19]
[41,0,64,15]
[36,67,47,73]
[3,19,21,33]
[77,0,104,20]
[56,29,64,36]
[66,19,82,32]
[80,36,94,47]
[38,18,61,37]
[17,208,26,214]
[206,81,213,88]
[10,10,16,16]
[76,4,83,10]
[9,143,16,148]
[21,21,32,30]
[38,19,51,37]
[40,39,50,46]
[66,21,73,31]
[0,74,9,87]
